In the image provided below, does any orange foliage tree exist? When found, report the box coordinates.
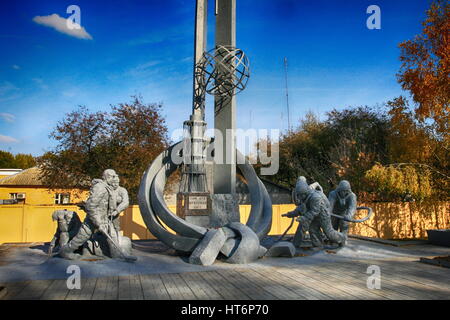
[38,96,169,203]
[397,0,449,143]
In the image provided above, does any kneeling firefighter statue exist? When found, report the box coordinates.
[48,209,82,257]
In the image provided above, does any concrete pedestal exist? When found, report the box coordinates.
[210,194,240,228]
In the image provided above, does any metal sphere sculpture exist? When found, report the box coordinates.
[195,45,250,97]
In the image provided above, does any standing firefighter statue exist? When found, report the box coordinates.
[328,180,356,238]
[59,169,136,262]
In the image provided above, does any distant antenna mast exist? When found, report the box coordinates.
[283,57,291,132]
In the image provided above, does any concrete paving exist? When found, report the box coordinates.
[0,237,448,283]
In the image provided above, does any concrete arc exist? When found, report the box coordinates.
[138,143,202,253]
[139,142,273,254]
[150,156,207,238]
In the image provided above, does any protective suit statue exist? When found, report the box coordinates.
[60,169,132,260]
[284,177,326,246]
[328,180,357,237]
[284,180,346,248]
[107,173,129,235]
[48,209,81,256]
[292,176,323,206]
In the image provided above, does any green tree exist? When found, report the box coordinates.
[0,151,35,169]
[0,150,16,168]
[14,154,37,169]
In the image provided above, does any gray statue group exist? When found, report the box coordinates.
[282,177,358,249]
[48,169,363,261]
[49,169,136,262]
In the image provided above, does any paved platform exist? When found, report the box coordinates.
[0,238,449,300]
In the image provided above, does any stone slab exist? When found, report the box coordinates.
[189,229,226,266]
[266,241,296,258]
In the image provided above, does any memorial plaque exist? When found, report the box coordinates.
[176,192,211,218]
[188,195,208,210]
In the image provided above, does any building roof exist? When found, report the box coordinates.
[0,167,45,186]
[0,169,23,176]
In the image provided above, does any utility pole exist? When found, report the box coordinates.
[283,57,291,133]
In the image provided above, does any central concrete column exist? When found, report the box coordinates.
[214,0,236,195]
[192,0,208,117]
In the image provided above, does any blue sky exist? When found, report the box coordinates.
[0,0,431,156]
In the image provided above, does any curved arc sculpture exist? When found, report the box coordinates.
[138,143,202,253]
[138,142,272,256]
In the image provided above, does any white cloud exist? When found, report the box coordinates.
[12,65,20,70]
[0,113,15,123]
[0,82,18,95]
[0,82,20,102]
[32,78,49,90]
[62,90,76,97]
[32,14,93,40]
[128,24,190,46]
[126,60,162,78]
[0,135,19,143]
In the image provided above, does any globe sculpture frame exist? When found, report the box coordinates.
[195,45,250,98]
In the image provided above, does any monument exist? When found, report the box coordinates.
[138,0,272,265]
[54,169,136,262]
[51,2,374,265]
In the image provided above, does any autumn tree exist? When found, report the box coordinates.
[397,0,449,143]
[258,1,449,203]
[270,112,332,190]
[365,163,433,201]
[364,0,450,201]
[364,96,449,201]
[262,107,390,199]
[324,106,390,196]
[38,96,169,203]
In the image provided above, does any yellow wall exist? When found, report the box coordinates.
[0,187,88,205]
[0,205,86,243]
[0,202,448,244]
[118,204,298,240]
[349,201,450,239]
